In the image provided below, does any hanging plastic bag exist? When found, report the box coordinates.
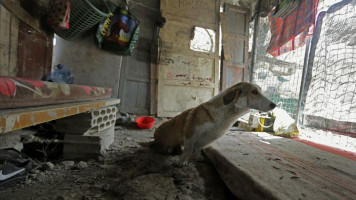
[272,107,299,138]
[95,1,140,55]
[44,64,73,84]
[46,0,71,29]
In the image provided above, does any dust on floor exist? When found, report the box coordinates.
[0,118,237,200]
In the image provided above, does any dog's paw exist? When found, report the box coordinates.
[172,160,188,168]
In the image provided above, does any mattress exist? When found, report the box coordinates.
[0,76,112,109]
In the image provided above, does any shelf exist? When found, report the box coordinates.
[0,98,120,134]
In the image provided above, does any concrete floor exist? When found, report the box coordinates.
[204,131,356,200]
[0,119,237,200]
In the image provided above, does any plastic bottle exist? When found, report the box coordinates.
[45,64,73,84]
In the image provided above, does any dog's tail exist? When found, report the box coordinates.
[137,141,155,147]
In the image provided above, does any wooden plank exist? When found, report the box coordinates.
[150,26,160,115]
[161,0,217,25]
[0,0,41,33]
[137,82,148,111]
[213,0,220,95]
[220,4,250,90]
[0,5,10,76]
[157,0,219,117]
[150,59,158,115]
[227,37,246,64]
[0,99,120,134]
[303,115,356,135]
[160,13,216,30]
[205,132,356,200]
[16,22,52,79]
[8,10,18,76]
[220,12,231,61]
[243,5,250,68]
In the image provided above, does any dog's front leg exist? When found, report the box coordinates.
[193,148,206,163]
[174,141,194,167]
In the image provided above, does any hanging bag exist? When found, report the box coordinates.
[46,0,71,29]
[95,1,140,55]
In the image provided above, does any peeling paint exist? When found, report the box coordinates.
[5,115,18,133]
[47,111,58,118]
[30,114,35,123]
[0,99,120,134]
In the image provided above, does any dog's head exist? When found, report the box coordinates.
[223,82,276,112]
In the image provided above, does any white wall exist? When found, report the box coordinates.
[52,34,122,98]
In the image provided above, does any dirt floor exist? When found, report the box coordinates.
[0,118,237,200]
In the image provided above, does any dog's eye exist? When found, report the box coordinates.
[251,90,259,95]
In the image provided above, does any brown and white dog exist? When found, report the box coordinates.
[141,82,276,166]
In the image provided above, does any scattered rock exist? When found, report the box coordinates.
[62,161,75,168]
[29,173,37,179]
[77,161,88,169]
[98,156,105,162]
[115,126,125,131]
[75,177,90,184]
[36,172,46,182]
[44,162,55,170]
[25,179,32,185]
[0,116,236,200]
[103,184,110,191]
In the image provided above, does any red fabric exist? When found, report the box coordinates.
[14,77,44,88]
[46,0,71,29]
[81,86,92,95]
[267,0,319,57]
[0,78,16,97]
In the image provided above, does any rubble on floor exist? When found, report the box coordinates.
[0,117,236,200]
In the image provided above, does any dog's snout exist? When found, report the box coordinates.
[270,103,276,109]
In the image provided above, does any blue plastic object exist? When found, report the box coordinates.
[45,64,73,84]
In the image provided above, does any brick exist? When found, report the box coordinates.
[63,125,114,159]
[54,106,117,135]
[0,129,35,150]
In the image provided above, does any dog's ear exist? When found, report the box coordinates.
[223,88,239,105]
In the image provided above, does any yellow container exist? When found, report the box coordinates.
[256,115,274,132]
[256,117,266,132]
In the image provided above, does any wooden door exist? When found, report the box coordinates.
[118,0,159,114]
[0,4,19,77]
[220,4,250,90]
[17,21,53,80]
[157,0,220,117]
[119,48,151,114]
